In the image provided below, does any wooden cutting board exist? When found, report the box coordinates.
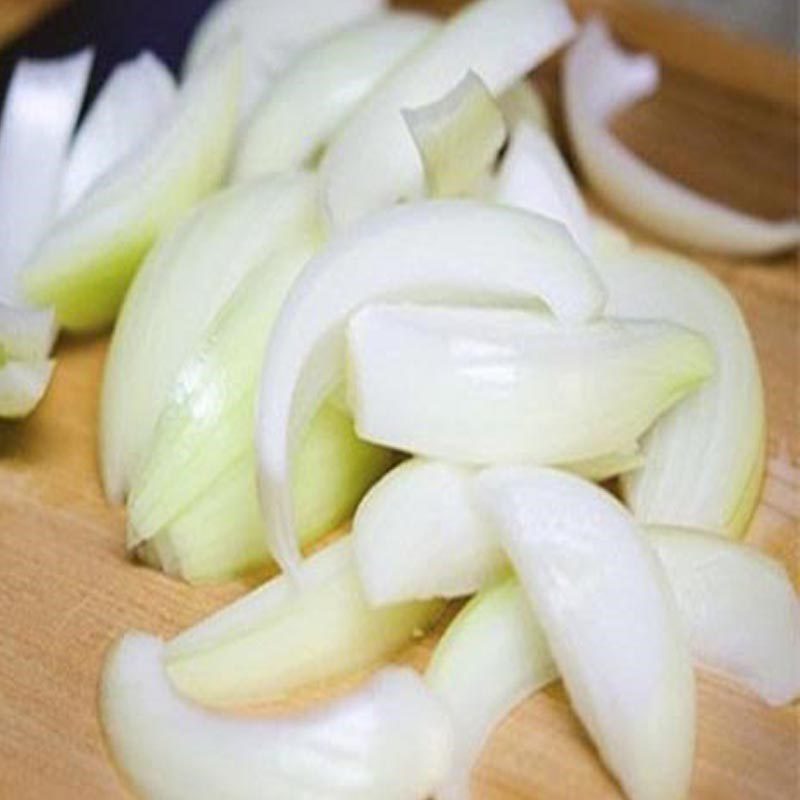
[0,1,797,797]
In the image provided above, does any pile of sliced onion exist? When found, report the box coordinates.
[4,0,792,796]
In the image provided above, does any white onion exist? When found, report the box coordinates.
[255,200,604,576]
[234,12,438,180]
[321,0,575,230]
[103,632,453,800]
[475,467,695,800]
[59,51,176,213]
[563,19,800,256]
[0,50,92,303]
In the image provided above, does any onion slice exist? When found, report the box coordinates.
[423,526,798,796]
[594,243,765,535]
[347,304,711,465]
[320,0,576,230]
[475,467,695,800]
[426,579,557,800]
[0,359,55,419]
[255,199,604,576]
[234,12,438,181]
[404,71,507,198]
[165,537,443,705]
[0,303,57,362]
[0,50,92,303]
[103,633,453,800]
[649,525,800,706]
[498,79,551,133]
[22,47,241,331]
[100,173,319,503]
[184,0,386,122]
[126,235,322,550]
[563,19,800,257]
[494,121,592,255]
[59,52,176,213]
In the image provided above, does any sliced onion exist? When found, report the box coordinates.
[320,0,576,230]
[594,243,765,536]
[475,467,695,800]
[498,79,551,133]
[103,633,453,800]
[141,405,397,584]
[165,537,443,705]
[0,359,55,418]
[563,19,800,256]
[426,579,557,800]
[424,526,798,796]
[126,236,333,549]
[0,50,92,304]
[184,0,386,122]
[59,52,176,214]
[22,47,241,331]
[404,71,507,198]
[234,12,438,181]
[255,199,604,576]
[0,303,57,362]
[347,304,711,465]
[100,173,318,503]
[354,460,505,605]
[649,525,800,706]
[494,121,592,255]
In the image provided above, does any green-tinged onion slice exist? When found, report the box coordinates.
[404,71,507,198]
[22,47,241,331]
[165,537,444,705]
[100,173,319,503]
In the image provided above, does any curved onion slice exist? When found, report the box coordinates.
[100,173,318,503]
[184,0,385,121]
[404,71,507,198]
[141,404,397,584]
[426,579,557,800]
[428,526,799,800]
[103,633,453,800]
[354,460,505,604]
[126,235,322,550]
[255,200,604,576]
[594,243,765,536]
[234,13,437,181]
[59,52,176,213]
[476,467,695,800]
[347,304,711,464]
[494,121,592,255]
[650,525,800,706]
[0,303,57,362]
[355,455,643,605]
[564,19,800,256]
[165,538,443,705]
[0,50,92,303]
[22,48,240,331]
[0,359,55,418]
[320,0,575,230]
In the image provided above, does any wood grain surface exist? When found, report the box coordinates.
[1,1,798,798]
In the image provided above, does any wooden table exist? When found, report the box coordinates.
[0,1,797,797]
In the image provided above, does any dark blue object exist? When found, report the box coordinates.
[0,0,218,106]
